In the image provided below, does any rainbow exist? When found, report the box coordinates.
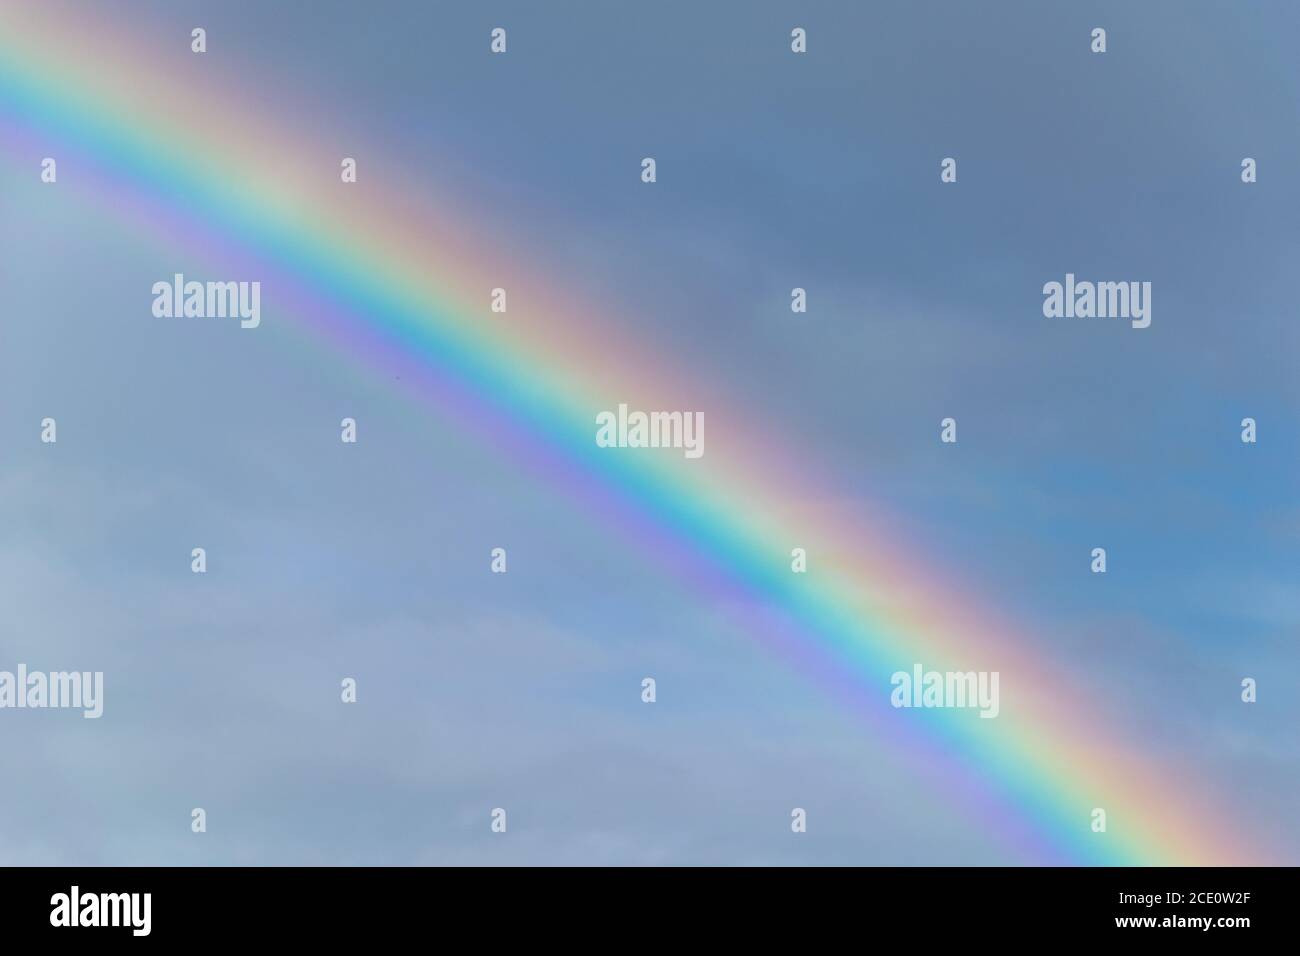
[0,3,1267,864]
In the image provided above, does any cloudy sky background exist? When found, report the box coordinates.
[1,0,1297,864]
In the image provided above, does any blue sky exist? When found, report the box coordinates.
[0,0,1296,864]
